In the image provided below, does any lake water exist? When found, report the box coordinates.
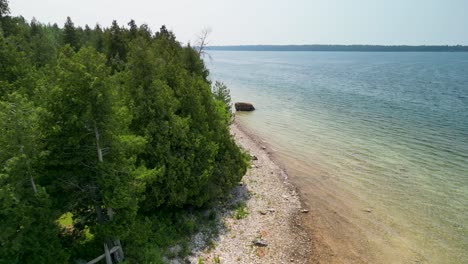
[207,51,468,263]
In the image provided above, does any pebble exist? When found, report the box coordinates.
[189,124,310,263]
[301,209,309,213]
[253,239,268,247]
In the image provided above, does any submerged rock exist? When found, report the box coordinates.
[235,102,255,111]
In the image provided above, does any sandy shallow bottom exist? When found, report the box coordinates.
[230,121,427,264]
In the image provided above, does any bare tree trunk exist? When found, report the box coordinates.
[115,239,124,261]
[93,121,106,224]
[94,120,123,262]
[23,151,37,194]
[107,207,114,220]
[104,243,112,264]
[95,203,105,224]
[13,104,38,195]
[196,28,212,58]
[30,176,38,194]
[94,121,103,163]
[94,121,114,221]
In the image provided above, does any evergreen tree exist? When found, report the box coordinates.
[38,47,142,260]
[0,93,69,263]
[124,31,247,209]
[106,20,127,63]
[29,19,57,66]
[212,81,232,118]
[138,24,152,40]
[0,32,31,96]
[0,14,249,262]
[0,0,9,18]
[93,24,104,53]
[62,17,79,50]
[128,19,137,38]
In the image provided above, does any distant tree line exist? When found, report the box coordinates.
[0,0,248,262]
[208,44,468,52]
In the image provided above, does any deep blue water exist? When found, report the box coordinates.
[208,51,468,263]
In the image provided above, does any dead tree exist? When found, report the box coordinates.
[195,27,212,60]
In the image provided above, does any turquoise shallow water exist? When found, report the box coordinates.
[208,51,468,263]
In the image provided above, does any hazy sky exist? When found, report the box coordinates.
[9,0,468,45]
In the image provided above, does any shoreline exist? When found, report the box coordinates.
[231,119,342,264]
[229,119,427,264]
[231,120,380,264]
[226,119,381,264]
[191,120,313,263]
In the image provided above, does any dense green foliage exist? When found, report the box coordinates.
[0,1,248,262]
[212,81,232,119]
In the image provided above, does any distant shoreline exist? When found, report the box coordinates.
[207,44,468,52]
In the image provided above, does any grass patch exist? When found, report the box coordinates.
[57,212,73,227]
[233,202,249,219]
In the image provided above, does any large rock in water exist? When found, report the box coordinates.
[235,102,255,111]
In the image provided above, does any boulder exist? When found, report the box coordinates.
[235,102,255,111]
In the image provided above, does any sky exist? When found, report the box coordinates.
[9,0,468,46]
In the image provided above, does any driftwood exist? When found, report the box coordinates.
[86,244,121,264]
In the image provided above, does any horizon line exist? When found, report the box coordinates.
[208,44,468,47]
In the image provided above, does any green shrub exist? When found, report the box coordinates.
[234,202,249,220]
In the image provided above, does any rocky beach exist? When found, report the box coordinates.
[189,121,312,263]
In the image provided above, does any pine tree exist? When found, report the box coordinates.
[128,19,137,39]
[0,93,69,263]
[106,20,127,62]
[40,47,141,259]
[93,24,104,52]
[212,81,232,117]
[0,15,249,262]
[0,0,9,18]
[62,17,79,50]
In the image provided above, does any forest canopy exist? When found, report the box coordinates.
[0,1,248,262]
